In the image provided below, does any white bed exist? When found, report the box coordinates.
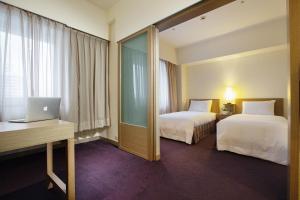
[160,111,216,144]
[217,100,288,165]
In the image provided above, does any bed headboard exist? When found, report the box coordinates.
[188,99,220,113]
[235,98,284,116]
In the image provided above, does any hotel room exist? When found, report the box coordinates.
[158,0,288,164]
[0,0,299,200]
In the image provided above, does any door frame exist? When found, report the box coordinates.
[288,0,300,199]
[118,26,157,161]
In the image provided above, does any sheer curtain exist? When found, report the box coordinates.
[159,59,178,114]
[0,5,71,121]
[0,3,110,131]
[159,60,170,114]
[167,61,178,112]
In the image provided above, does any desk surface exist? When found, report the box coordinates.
[0,120,74,153]
[0,120,74,132]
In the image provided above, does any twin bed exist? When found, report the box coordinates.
[160,99,218,144]
[160,98,288,165]
[217,99,288,165]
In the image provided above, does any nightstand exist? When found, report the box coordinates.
[216,113,232,122]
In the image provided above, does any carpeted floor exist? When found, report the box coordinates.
[0,134,287,200]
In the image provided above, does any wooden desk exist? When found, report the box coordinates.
[0,120,75,200]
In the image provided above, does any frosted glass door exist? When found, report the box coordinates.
[121,32,148,127]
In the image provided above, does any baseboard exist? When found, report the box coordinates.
[156,154,161,161]
[76,136,101,144]
[99,137,119,147]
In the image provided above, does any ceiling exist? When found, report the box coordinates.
[159,0,287,48]
[87,0,120,9]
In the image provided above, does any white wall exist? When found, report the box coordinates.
[159,39,178,64]
[177,17,287,65]
[108,0,201,41]
[181,46,289,116]
[1,0,109,39]
[107,21,119,142]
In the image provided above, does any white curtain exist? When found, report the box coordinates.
[0,3,110,131]
[0,5,71,121]
[71,31,110,131]
[159,60,170,114]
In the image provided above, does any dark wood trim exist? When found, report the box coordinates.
[155,0,236,32]
[288,0,300,199]
[0,1,109,42]
[99,137,119,147]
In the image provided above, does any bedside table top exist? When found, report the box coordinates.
[217,113,232,116]
[216,113,233,121]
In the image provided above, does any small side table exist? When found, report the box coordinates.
[217,113,232,122]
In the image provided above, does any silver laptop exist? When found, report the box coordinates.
[9,97,61,123]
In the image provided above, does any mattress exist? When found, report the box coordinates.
[217,114,288,165]
[160,111,216,144]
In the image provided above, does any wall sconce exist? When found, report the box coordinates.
[223,87,236,114]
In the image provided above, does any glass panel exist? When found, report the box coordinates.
[121,32,148,127]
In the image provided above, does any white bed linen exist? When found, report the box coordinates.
[217,114,288,165]
[160,111,216,144]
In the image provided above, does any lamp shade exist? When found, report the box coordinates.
[224,87,236,103]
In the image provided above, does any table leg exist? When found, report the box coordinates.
[47,142,54,189]
[67,138,75,200]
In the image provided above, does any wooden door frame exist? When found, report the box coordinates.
[154,0,236,32]
[288,0,300,199]
[118,26,156,161]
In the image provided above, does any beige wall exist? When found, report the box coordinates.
[107,21,119,142]
[180,46,289,116]
[1,0,109,39]
[159,40,178,64]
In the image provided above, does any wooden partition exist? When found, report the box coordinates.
[118,26,156,161]
[234,98,284,116]
[289,0,300,199]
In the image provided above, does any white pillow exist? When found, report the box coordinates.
[189,100,212,112]
[242,100,275,115]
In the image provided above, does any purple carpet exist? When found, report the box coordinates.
[0,134,287,200]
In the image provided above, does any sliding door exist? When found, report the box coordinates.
[118,26,157,160]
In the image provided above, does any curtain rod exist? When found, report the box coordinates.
[0,1,110,42]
